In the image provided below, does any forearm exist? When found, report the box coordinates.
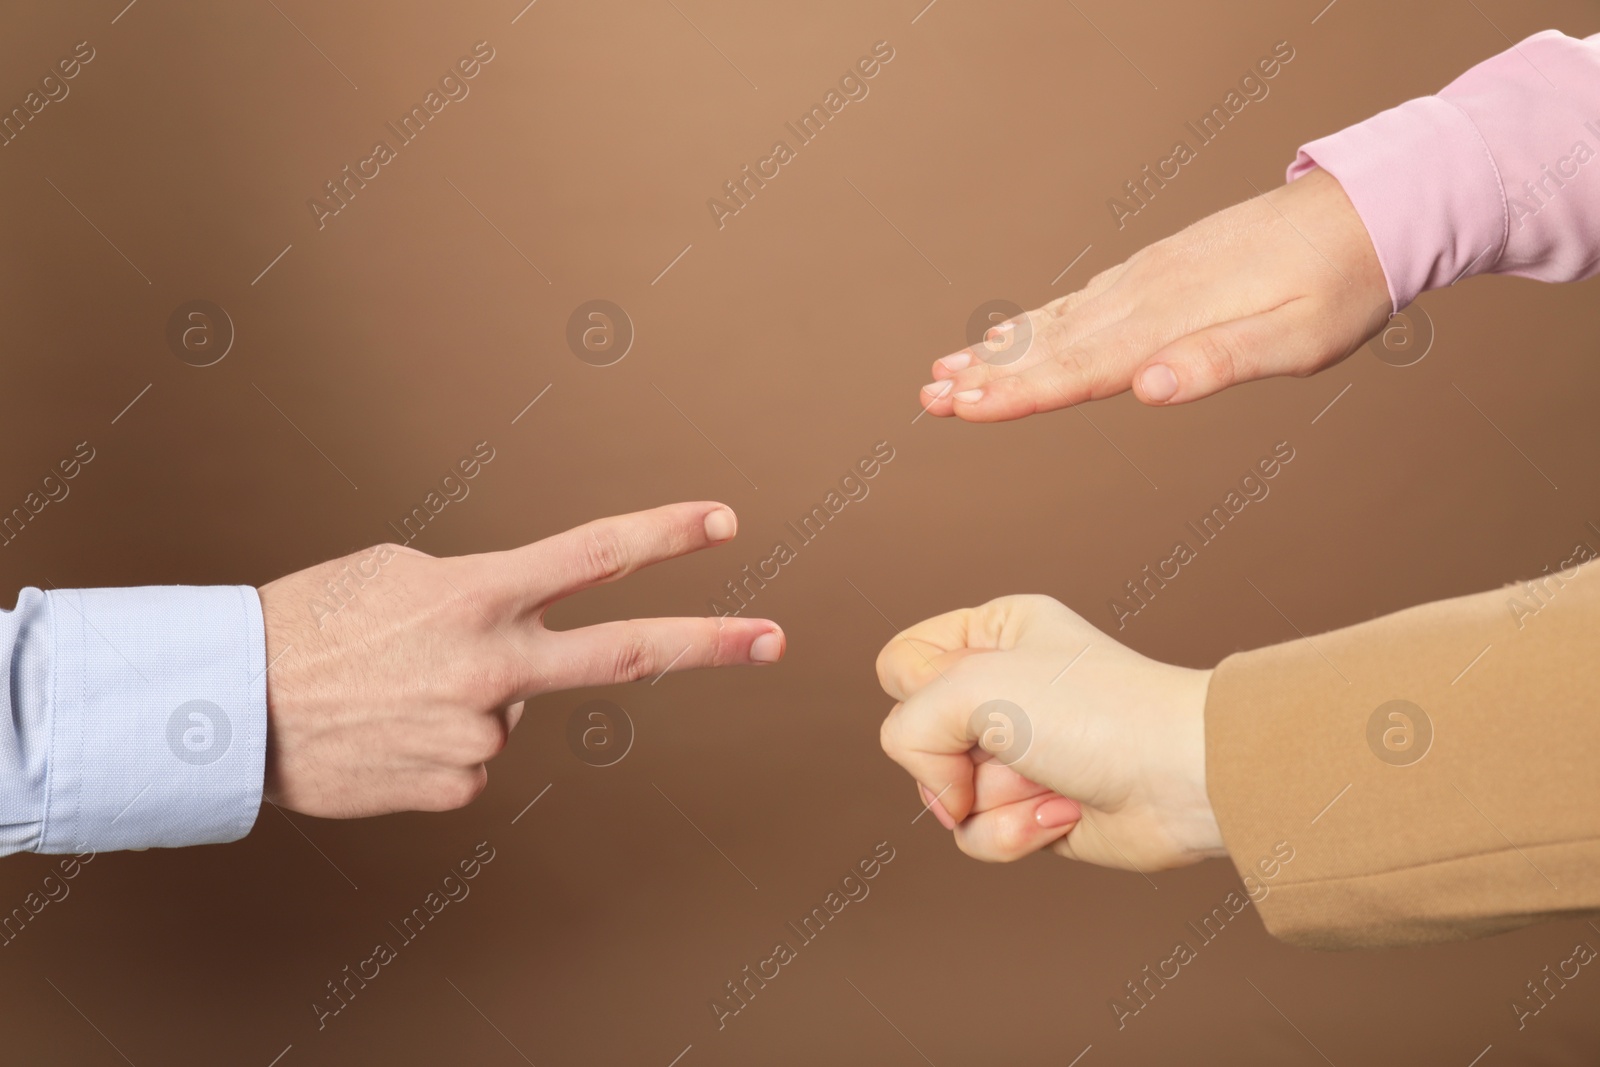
[1289,29,1600,311]
[0,585,266,855]
[1205,558,1600,948]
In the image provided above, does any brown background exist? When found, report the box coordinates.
[0,0,1597,1063]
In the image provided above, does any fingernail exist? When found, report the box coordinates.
[750,630,783,663]
[1034,796,1081,829]
[921,380,953,398]
[919,784,957,830]
[954,389,983,404]
[1139,364,1179,403]
[704,507,737,542]
[938,352,972,372]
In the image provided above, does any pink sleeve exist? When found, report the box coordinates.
[1286,30,1600,312]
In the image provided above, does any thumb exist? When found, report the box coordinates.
[876,594,1070,700]
[1132,301,1341,406]
[876,601,1015,701]
[877,641,987,703]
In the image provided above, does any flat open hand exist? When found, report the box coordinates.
[919,168,1392,420]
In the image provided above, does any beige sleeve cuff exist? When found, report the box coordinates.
[1205,556,1600,949]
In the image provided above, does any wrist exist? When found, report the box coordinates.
[1287,99,1502,311]
[1167,665,1227,862]
[1278,168,1391,327]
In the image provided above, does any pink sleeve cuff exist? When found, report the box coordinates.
[1287,98,1506,311]
[1287,30,1600,313]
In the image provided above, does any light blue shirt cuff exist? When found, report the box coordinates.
[29,585,267,853]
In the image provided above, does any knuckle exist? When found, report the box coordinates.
[441,580,493,632]
[985,374,1025,400]
[462,656,520,704]
[610,626,657,684]
[581,525,629,583]
[873,647,897,693]
[703,620,737,668]
[472,716,510,761]
[947,365,986,392]
[1030,334,1068,379]
[877,710,903,761]
[1032,318,1069,355]
[359,541,427,570]
[954,833,1003,864]
[442,767,488,810]
[990,816,1033,860]
[1188,329,1246,385]
[1018,593,1066,620]
[1086,263,1126,296]
[1042,291,1081,318]
[955,821,1027,864]
[1120,245,1159,274]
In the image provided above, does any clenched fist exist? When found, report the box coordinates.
[877,595,1225,872]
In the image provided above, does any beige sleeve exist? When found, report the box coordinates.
[1205,557,1600,950]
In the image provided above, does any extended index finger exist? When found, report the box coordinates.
[467,501,740,612]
